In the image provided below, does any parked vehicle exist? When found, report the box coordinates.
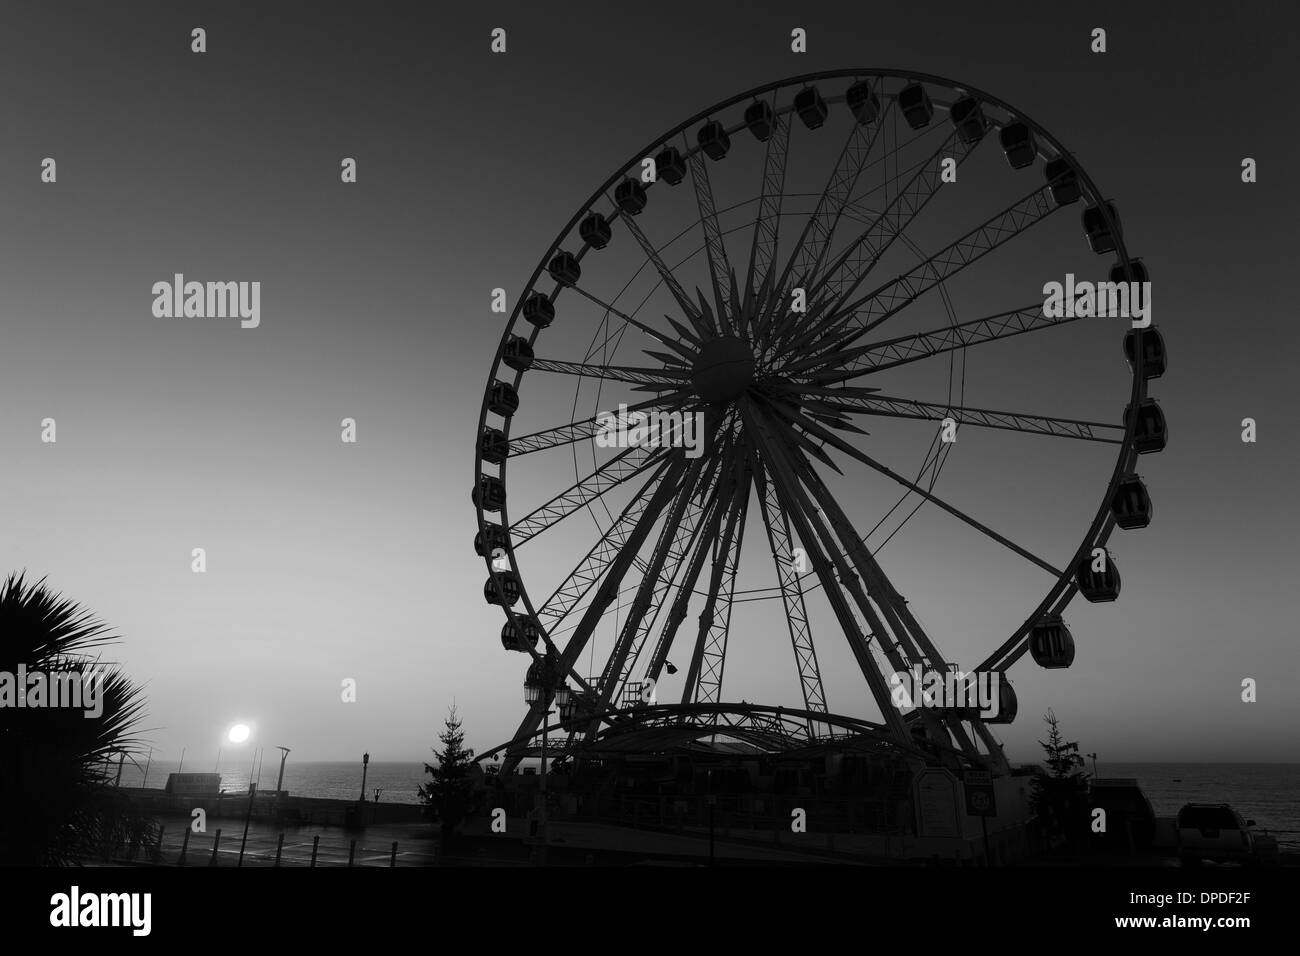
[1176,803,1256,865]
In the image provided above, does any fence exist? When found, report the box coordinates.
[100,823,437,867]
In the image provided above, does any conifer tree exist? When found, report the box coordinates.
[418,705,476,843]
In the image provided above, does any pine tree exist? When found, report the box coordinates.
[418,705,476,844]
[1029,709,1088,848]
[1040,708,1085,778]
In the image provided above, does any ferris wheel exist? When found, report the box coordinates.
[473,70,1166,772]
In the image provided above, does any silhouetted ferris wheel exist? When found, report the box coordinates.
[473,70,1166,772]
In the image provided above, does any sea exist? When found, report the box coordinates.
[114,759,430,806]
[110,759,1300,835]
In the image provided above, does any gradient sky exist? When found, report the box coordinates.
[1,1,1296,765]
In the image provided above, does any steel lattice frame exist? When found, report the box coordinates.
[473,70,1156,776]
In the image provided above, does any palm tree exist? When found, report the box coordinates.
[0,572,154,865]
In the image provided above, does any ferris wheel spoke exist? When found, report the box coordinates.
[744,109,792,305]
[743,400,910,739]
[764,94,894,313]
[509,443,669,545]
[752,460,828,721]
[527,357,690,389]
[779,387,1126,444]
[685,148,737,333]
[779,94,892,305]
[793,302,1085,383]
[792,409,1066,578]
[768,125,971,359]
[567,283,695,358]
[797,185,1061,364]
[808,125,979,317]
[505,394,689,457]
[536,456,675,628]
[617,212,712,339]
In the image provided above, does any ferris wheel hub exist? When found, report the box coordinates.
[690,335,755,404]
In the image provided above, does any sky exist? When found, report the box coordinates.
[0,0,1296,765]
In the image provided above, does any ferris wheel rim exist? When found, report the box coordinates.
[474,69,1149,738]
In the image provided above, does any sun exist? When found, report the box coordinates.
[227,723,251,744]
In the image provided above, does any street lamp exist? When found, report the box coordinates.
[360,752,370,803]
[557,687,579,725]
[524,659,545,705]
[274,746,291,798]
[524,656,561,864]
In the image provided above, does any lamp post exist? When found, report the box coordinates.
[525,657,565,865]
[360,752,370,803]
[552,683,571,784]
[274,746,291,799]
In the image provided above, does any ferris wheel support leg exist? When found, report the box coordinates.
[970,720,1012,775]
[742,401,911,744]
[588,453,710,723]
[751,456,829,731]
[680,461,750,704]
[499,456,691,774]
[797,459,939,672]
[793,457,982,761]
[641,482,726,689]
[695,495,748,706]
[778,447,962,763]
[637,438,744,695]
[608,477,719,711]
[605,431,738,709]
